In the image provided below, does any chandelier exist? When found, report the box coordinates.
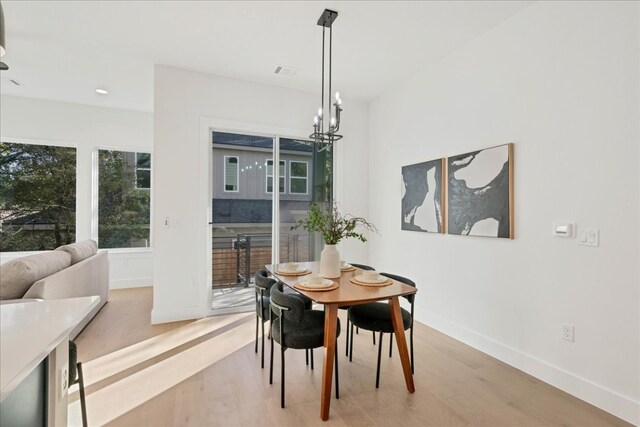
[310,9,343,146]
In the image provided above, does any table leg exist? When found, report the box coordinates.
[321,303,339,421]
[389,297,415,393]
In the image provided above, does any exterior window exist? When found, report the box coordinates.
[290,161,308,194]
[0,141,77,251]
[98,150,151,248]
[224,156,239,192]
[266,159,285,193]
[135,152,151,189]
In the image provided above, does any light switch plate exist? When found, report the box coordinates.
[577,227,599,247]
[553,222,574,238]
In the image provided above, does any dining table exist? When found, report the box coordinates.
[266,261,417,421]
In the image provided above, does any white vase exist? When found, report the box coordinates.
[320,244,341,278]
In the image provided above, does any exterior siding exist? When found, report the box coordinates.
[212,147,313,202]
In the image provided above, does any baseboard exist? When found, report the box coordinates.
[109,277,152,289]
[415,308,639,426]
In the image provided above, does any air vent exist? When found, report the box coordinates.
[274,65,297,77]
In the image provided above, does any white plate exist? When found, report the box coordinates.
[278,266,306,274]
[299,278,334,288]
[355,274,387,284]
[340,264,354,270]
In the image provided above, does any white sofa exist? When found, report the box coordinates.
[0,240,109,339]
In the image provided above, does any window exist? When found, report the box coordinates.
[266,159,285,193]
[224,156,239,192]
[98,150,151,248]
[289,161,309,194]
[135,152,151,189]
[0,141,77,251]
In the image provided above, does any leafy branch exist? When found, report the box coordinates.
[292,202,377,245]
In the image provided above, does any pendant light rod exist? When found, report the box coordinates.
[310,9,343,146]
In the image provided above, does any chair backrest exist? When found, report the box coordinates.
[350,263,375,271]
[380,272,416,304]
[69,340,78,384]
[255,269,276,294]
[270,283,305,324]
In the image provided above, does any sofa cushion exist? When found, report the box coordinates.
[55,240,98,265]
[0,251,72,300]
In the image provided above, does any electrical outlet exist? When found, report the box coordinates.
[562,323,575,342]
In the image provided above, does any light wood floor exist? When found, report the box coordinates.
[72,288,631,427]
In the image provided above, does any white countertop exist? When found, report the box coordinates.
[0,296,100,402]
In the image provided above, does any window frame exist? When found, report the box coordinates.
[134,152,152,190]
[223,155,240,193]
[289,160,309,195]
[265,159,286,194]
[0,138,79,254]
[95,148,153,250]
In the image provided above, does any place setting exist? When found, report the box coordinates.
[339,260,356,272]
[294,273,339,292]
[350,270,393,287]
[275,262,311,276]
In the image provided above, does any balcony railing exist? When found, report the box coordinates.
[212,232,311,289]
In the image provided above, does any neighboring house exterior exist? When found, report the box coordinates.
[211,132,314,226]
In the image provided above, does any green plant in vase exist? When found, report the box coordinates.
[293,202,376,278]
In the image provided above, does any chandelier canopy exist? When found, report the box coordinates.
[310,9,343,146]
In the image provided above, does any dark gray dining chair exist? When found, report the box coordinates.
[347,272,416,388]
[255,269,312,369]
[269,282,340,408]
[69,340,88,427]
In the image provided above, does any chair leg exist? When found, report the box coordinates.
[410,325,414,374]
[389,333,393,358]
[305,349,309,366]
[334,341,339,399]
[255,315,259,353]
[372,331,376,345]
[261,319,265,369]
[269,332,274,384]
[349,323,354,362]
[356,326,359,334]
[77,362,88,427]
[345,317,350,357]
[310,349,314,370]
[281,346,286,408]
[376,331,383,389]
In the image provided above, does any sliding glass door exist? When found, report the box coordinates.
[210,131,332,313]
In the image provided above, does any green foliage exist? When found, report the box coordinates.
[0,143,77,251]
[0,143,151,252]
[292,202,377,245]
[98,150,150,248]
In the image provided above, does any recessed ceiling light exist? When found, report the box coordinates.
[95,88,108,95]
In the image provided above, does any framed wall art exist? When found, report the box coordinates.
[446,143,514,238]
[401,158,445,233]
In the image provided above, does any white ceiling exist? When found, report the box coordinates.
[0,1,533,112]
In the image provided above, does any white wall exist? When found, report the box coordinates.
[152,66,370,323]
[369,2,639,424]
[0,96,154,288]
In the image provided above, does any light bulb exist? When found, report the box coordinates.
[330,117,336,127]
[337,98,342,106]
[318,107,323,117]
[335,91,340,100]
[314,116,319,125]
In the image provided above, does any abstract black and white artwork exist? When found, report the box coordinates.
[401,158,444,233]
[447,143,513,238]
